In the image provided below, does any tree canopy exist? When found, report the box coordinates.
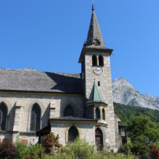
[127,115,159,145]
[114,103,159,129]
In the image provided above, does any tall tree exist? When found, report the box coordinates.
[127,115,159,145]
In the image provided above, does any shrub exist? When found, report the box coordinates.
[131,141,149,156]
[23,144,45,159]
[15,135,45,159]
[15,136,28,159]
[118,143,132,154]
[149,144,159,159]
[0,139,18,159]
[58,138,139,159]
[62,137,96,158]
[118,141,149,158]
[43,132,63,156]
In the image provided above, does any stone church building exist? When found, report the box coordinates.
[0,5,122,151]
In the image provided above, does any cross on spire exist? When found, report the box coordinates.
[92,0,95,11]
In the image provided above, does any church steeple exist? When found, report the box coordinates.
[78,4,113,63]
[85,4,106,48]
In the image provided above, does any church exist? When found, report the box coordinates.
[0,4,123,151]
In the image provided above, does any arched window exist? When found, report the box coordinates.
[92,55,97,66]
[64,105,74,117]
[102,109,105,120]
[96,108,100,119]
[68,126,78,142]
[99,55,104,66]
[0,103,7,131]
[30,104,41,131]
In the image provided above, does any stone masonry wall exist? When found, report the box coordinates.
[51,122,95,146]
[0,92,83,142]
[84,52,117,149]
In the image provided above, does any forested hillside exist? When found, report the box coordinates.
[114,103,159,128]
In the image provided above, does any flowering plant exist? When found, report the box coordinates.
[149,144,159,159]
[43,132,63,156]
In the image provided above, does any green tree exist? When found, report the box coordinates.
[127,115,159,145]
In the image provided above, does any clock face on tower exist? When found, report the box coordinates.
[93,67,103,76]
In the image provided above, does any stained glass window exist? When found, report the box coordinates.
[68,126,78,142]
[92,55,97,66]
[64,106,74,117]
[102,109,105,120]
[96,108,100,119]
[0,103,7,131]
[30,104,40,131]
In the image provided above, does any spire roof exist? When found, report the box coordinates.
[87,81,106,104]
[85,4,106,49]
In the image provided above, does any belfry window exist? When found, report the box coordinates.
[99,55,104,66]
[68,126,78,142]
[30,104,41,131]
[64,105,74,117]
[96,108,100,119]
[0,103,7,131]
[92,55,97,66]
[102,109,105,120]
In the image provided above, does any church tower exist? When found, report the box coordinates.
[79,4,117,150]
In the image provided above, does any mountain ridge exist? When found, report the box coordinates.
[112,77,159,110]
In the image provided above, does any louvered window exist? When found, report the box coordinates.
[64,106,74,117]
[0,103,7,131]
[92,55,97,66]
[0,111,2,128]
[96,108,100,119]
[30,104,40,131]
[99,55,104,66]
[102,109,105,120]
[68,126,78,142]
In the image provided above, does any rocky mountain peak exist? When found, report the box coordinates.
[112,77,159,110]
[112,77,134,89]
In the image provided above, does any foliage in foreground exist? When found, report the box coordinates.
[15,136,45,159]
[43,132,63,156]
[149,144,159,159]
[118,142,150,159]
[0,139,18,159]
[48,137,139,159]
[0,136,140,159]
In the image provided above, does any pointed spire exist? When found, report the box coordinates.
[92,4,95,11]
[87,81,105,104]
[85,4,106,48]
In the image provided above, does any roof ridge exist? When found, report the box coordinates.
[0,69,81,76]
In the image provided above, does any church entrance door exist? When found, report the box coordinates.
[95,128,103,151]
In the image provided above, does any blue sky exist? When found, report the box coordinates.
[0,0,158,97]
